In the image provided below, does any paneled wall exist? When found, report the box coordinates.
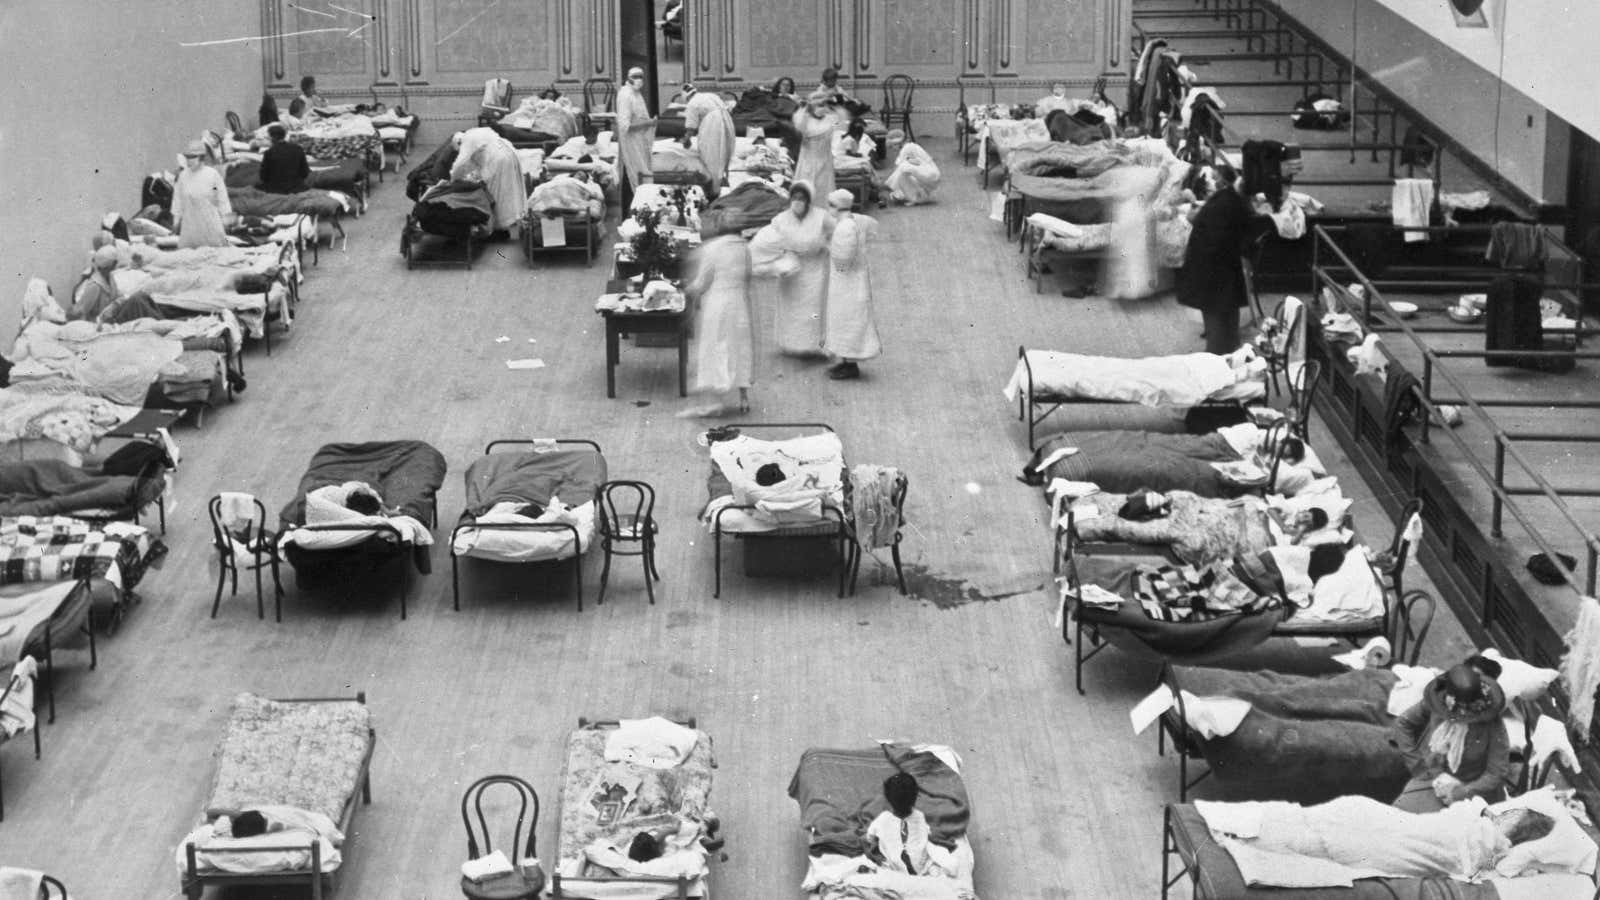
[272,0,1131,136]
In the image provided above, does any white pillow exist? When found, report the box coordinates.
[1492,788,1598,878]
[1483,648,1559,702]
[1272,463,1315,496]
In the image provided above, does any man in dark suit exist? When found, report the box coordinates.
[257,124,310,194]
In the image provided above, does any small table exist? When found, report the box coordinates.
[598,281,688,399]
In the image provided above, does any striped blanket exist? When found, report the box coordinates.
[0,516,158,590]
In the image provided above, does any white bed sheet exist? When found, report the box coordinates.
[803,835,977,900]
[703,433,845,534]
[1004,350,1264,407]
[452,500,597,562]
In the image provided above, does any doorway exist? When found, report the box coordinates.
[1568,128,1600,313]
[618,0,685,114]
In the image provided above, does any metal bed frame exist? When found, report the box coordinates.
[1014,345,1266,449]
[549,716,704,900]
[707,423,854,600]
[521,211,600,268]
[450,439,602,612]
[181,693,375,900]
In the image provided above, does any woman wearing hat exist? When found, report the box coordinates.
[764,181,833,357]
[1389,660,1513,813]
[821,189,880,380]
[792,89,840,201]
[679,84,736,194]
[174,140,232,248]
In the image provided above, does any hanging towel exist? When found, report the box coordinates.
[850,465,904,550]
[1,656,37,738]
[1485,222,1547,270]
[1391,179,1434,243]
[1562,596,1600,740]
[218,491,257,532]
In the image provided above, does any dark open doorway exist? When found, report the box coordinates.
[618,0,684,115]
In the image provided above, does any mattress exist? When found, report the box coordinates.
[701,432,846,533]
[452,446,606,563]
[555,721,715,898]
[0,515,157,594]
[203,694,372,824]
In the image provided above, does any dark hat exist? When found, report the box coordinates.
[1528,552,1577,586]
[755,462,787,487]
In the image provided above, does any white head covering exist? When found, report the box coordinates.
[21,278,66,330]
[827,189,854,211]
[92,244,119,270]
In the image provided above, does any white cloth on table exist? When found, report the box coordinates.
[1392,178,1435,243]
[603,716,698,768]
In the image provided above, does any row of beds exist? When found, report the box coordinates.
[171,433,919,900]
[1005,341,1600,899]
[175,694,963,900]
[402,90,891,269]
[0,117,406,847]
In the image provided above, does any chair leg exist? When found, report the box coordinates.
[210,559,228,618]
[573,553,583,611]
[43,630,54,725]
[892,543,907,595]
[451,554,461,612]
[597,546,612,608]
[270,555,284,623]
[641,549,655,606]
[254,560,265,620]
[713,532,723,599]
[86,608,97,670]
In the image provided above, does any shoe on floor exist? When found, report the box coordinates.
[827,362,861,380]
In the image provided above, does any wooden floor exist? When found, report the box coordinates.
[4,137,1480,899]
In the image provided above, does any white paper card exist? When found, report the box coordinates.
[540,216,567,247]
[505,358,546,370]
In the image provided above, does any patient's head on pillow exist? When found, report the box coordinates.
[344,487,383,516]
[1467,654,1504,680]
[1493,808,1557,847]
[1307,543,1346,582]
[232,810,269,838]
[755,462,787,487]
[628,830,663,862]
[1292,507,1329,534]
[883,772,919,818]
[1277,437,1306,464]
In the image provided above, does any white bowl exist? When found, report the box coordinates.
[1389,301,1419,319]
[1447,305,1483,324]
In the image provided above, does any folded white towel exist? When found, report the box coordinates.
[461,850,513,882]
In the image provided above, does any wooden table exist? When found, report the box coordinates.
[598,283,688,399]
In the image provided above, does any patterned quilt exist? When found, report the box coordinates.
[1132,560,1278,622]
[205,693,373,825]
[0,516,159,590]
[290,133,378,162]
[557,724,715,870]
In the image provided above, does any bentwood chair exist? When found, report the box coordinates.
[1374,497,1424,606]
[0,657,43,821]
[584,77,617,116]
[881,74,916,144]
[207,493,285,622]
[41,875,68,898]
[225,111,246,141]
[478,78,513,127]
[1261,295,1304,400]
[1284,357,1323,442]
[596,480,660,607]
[460,775,544,900]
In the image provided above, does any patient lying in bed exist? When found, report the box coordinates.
[1197,794,1569,886]
[283,481,433,550]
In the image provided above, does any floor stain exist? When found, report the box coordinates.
[900,565,1043,610]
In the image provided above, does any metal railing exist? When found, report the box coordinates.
[1310,224,1600,598]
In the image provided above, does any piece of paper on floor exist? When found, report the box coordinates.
[506,358,546,370]
[528,338,537,343]
[494,335,510,343]
[1291,636,1340,647]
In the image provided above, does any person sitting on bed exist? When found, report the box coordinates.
[70,244,166,324]
[1390,661,1512,813]
[297,75,326,113]
[257,124,311,194]
[865,772,932,875]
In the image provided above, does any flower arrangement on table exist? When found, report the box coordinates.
[616,187,704,279]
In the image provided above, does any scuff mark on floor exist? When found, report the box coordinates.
[896,564,1045,609]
